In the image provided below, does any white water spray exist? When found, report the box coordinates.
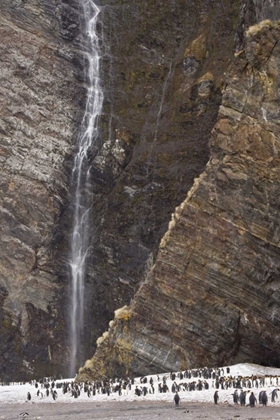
[69,0,103,377]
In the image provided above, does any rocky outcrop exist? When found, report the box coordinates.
[77,20,280,380]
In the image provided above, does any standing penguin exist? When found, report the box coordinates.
[249,391,257,407]
[27,392,31,401]
[239,390,246,406]
[262,390,268,406]
[233,389,239,404]
[214,390,219,404]
[174,392,180,406]
[271,388,279,402]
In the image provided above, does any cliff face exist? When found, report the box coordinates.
[0,0,85,379]
[1,0,235,379]
[77,18,280,380]
[1,0,280,381]
[254,0,280,20]
[80,0,247,366]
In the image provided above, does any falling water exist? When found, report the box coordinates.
[146,61,173,171]
[69,0,103,377]
[152,62,173,149]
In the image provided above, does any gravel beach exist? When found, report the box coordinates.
[1,400,280,420]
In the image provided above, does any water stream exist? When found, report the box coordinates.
[69,0,103,377]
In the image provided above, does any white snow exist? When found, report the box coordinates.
[1,363,280,406]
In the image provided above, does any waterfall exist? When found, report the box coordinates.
[153,62,173,146]
[147,61,173,169]
[69,0,103,377]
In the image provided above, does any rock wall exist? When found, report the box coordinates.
[1,0,237,379]
[77,18,280,380]
[0,0,85,380]
[253,0,280,20]
[1,0,280,381]
[80,0,248,368]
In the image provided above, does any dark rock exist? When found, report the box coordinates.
[2,0,280,381]
[77,20,280,381]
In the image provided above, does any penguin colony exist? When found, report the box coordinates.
[16,367,280,408]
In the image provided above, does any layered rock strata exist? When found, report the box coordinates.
[0,0,84,380]
[0,0,243,379]
[77,20,280,380]
[79,0,248,368]
[2,0,280,381]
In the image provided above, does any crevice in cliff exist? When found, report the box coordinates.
[265,39,279,63]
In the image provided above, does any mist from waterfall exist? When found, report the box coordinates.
[69,0,103,377]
